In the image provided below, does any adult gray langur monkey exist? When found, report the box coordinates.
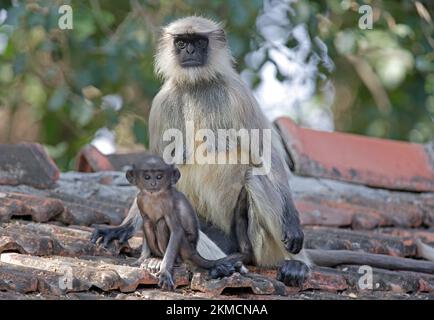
[91,16,310,286]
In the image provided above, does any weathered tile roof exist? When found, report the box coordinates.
[0,116,433,300]
[276,117,434,192]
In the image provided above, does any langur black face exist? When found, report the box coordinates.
[126,156,181,193]
[174,34,209,68]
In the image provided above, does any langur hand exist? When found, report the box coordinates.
[157,268,175,291]
[282,224,304,254]
[90,224,133,247]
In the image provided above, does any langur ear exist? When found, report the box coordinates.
[126,169,135,185]
[172,167,181,185]
[211,28,227,43]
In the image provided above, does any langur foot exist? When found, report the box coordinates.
[134,257,162,274]
[90,224,134,247]
[130,256,146,268]
[157,269,175,291]
[277,260,310,287]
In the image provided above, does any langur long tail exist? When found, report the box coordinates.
[187,251,244,278]
[306,249,434,274]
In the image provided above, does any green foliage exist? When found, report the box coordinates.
[309,0,434,142]
[0,0,432,172]
[0,0,261,169]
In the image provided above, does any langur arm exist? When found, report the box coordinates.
[157,214,183,290]
[281,191,304,254]
[91,194,144,246]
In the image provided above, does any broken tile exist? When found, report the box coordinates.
[76,144,147,173]
[0,192,64,222]
[0,143,59,189]
[0,261,65,295]
[292,176,430,228]
[190,272,286,296]
[304,227,417,257]
[340,265,434,293]
[0,253,189,293]
[76,145,115,173]
[0,221,121,257]
[249,266,348,293]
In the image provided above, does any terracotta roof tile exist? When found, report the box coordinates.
[76,145,147,173]
[1,140,434,299]
[276,117,434,192]
[291,175,434,229]
[0,143,59,189]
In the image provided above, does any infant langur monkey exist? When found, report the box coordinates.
[126,155,244,290]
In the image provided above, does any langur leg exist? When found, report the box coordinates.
[91,196,143,246]
[131,221,160,268]
[277,259,310,287]
[155,219,170,255]
[131,242,151,267]
[155,219,183,265]
[136,219,170,272]
[142,220,163,257]
[233,186,254,265]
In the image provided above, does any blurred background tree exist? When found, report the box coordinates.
[0,0,432,170]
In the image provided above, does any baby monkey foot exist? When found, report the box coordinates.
[132,257,162,274]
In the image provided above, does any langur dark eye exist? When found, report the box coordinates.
[156,175,162,180]
[196,38,208,49]
[175,40,186,49]
[144,175,151,180]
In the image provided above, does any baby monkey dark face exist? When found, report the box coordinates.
[174,33,209,68]
[126,156,180,194]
